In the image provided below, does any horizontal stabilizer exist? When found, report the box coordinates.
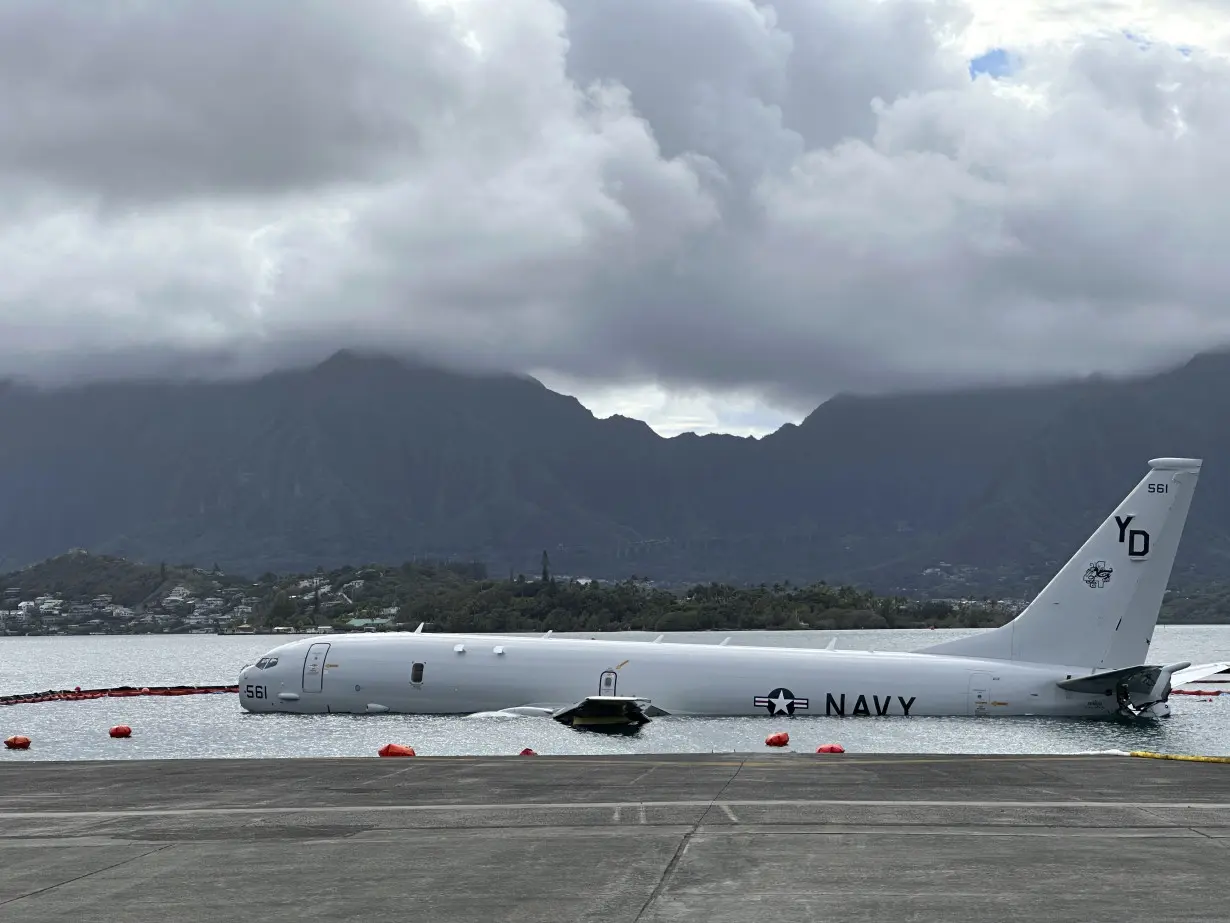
[1057,662,1188,694]
[1171,661,1230,686]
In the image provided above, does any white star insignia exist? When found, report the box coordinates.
[768,691,793,714]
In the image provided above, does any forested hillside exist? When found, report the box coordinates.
[5,552,1228,633]
[2,348,1230,596]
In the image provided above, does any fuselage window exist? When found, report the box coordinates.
[410,662,425,684]
[255,657,278,670]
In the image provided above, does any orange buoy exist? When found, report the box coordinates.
[109,725,132,739]
[816,743,845,753]
[378,743,416,757]
[519,747,537,756]
[765,731,789,747]
[4,735,30,750]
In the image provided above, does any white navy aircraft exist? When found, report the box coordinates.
[239,457,1230,726]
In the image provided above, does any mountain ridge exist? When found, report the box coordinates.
[1,347,1227,595]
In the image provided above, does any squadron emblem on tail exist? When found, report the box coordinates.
[1083,560,1113,588]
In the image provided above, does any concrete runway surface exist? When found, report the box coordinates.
[0,752,1227,922]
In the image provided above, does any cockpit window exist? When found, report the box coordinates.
[255,657,279,669]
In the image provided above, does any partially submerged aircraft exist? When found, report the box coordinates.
[239,457,1230,726]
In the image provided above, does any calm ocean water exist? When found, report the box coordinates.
[2,626,1228,760]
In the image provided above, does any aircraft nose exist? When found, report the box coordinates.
[237,663,267,709]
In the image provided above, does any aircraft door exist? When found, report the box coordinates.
[302,642,330,693]
[599,670,618,696]
[968,671,992,716]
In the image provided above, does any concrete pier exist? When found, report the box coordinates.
[0,753,1226,921]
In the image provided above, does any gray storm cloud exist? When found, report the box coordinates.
[0,0,1228,410]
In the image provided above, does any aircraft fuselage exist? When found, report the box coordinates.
[237,632,1128,719]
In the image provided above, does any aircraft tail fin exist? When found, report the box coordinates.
[917,457,1202,671]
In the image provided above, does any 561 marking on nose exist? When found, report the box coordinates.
[244,684,267,699]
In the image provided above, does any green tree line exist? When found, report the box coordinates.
[258,559,1019,632]
[8,552,1230,633]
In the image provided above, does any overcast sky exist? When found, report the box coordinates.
[3,0,1230,436]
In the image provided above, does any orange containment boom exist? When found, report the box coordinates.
[1171,688,1225,696]
[0,684,239,706]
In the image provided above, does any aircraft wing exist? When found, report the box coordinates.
[1170,661,1230,686]
[551,695,655,729]
[468,696,667,730]
[1056,662,1190,695]
[466,705,561,718]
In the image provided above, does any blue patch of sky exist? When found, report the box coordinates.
[1123,29,1192,56]
[970,32,1192,81]
[968,48,1015,79]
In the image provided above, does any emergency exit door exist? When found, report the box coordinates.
[302,642,330,693]
[599,670,618,696]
